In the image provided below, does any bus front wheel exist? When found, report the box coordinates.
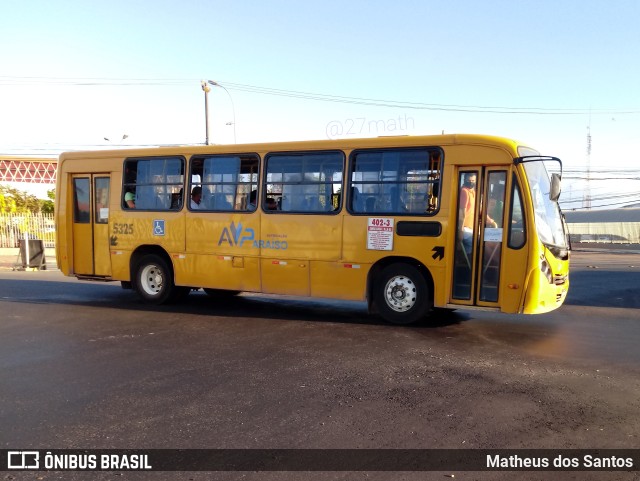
[133,254,175,305]
[374,263,430,325]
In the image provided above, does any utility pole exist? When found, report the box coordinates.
[201,81,211,145]
[582,122,592,209]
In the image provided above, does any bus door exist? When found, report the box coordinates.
[71,174,111,277]
[450,167,508,307]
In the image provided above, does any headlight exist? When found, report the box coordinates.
[540,255,553,284]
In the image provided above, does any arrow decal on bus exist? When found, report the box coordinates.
[432,246,444,261]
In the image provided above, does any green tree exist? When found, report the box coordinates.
[0,186,17,213]
[40,189,55,214]
[0,185,41,214]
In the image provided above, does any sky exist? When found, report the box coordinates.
[1,0,639,208]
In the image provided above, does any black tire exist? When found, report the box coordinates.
[373,263,431,325]
[133,254,175,305]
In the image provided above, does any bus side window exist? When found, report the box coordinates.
[508,175,526,249]
[265,151,343,214]
[190,154,259,212]
[123,157,184,211]
[349,147,442,215]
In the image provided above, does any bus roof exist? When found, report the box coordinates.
[58,133,526,161]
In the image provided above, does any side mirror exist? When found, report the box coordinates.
[550,173,562,202]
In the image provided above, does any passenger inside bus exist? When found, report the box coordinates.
[170,188,183,209]
[266,197,278,210]
[365,196,377,212]
[458,173,498,254]
[190,186,202,209]
[124,190,136,208]
[427,173,440,212]
[351,187,363,212]
[488,185,505,227]
[459,173,478,254]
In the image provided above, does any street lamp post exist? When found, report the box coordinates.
[104,134,129,145]
[201,81,211,145]
[207,80,237,144]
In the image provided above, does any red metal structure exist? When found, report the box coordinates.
[0,157,58,184]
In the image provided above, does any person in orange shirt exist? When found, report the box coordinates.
[459,173,497,254]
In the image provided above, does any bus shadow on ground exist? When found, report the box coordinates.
[0,277,467,328]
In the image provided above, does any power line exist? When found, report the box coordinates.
[2,75,640,115]
[0,76,192,86]
[562,172,640,181]
[563,198,640,210]
[221,81,640,115]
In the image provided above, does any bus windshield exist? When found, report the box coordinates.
[522,158,568,252]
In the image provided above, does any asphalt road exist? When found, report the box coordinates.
[1,249,639,481]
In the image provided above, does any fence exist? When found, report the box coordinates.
[0,213,55,248]
[4,213,640,249]
[564,208,640,244]
[567,222,640,244]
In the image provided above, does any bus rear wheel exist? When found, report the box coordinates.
[133,254,175,305]
[374,263,430,325]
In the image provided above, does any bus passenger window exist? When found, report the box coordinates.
[95,177,110,223]
[73,178,91,223]
[190,154,259,212]
[479,171,507,303]
[122,157,184,211]
[349,147,442,215]
[508,176,526,249]
[264,151,343,214]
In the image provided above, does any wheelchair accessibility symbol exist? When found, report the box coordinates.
[153,219,165,236]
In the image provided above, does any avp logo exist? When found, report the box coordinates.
[218,222,255,247]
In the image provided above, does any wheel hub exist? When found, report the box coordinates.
[391,286,407,303]
[141,264,164,295]
[384,275,416,312]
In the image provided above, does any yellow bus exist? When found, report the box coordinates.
[55,134,570,324]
